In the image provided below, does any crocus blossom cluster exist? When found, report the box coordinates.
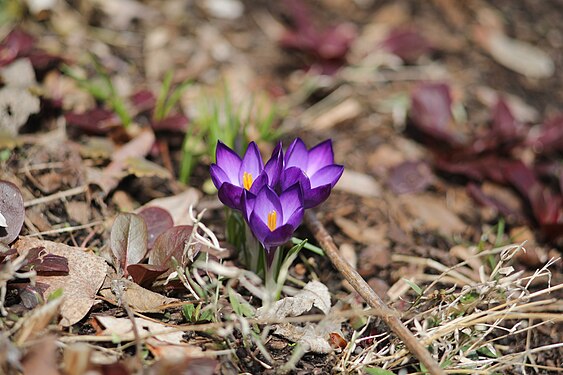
[210,139,343,253]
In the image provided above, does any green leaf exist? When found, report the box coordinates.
[365,367,395,375]
[291,237,324,256]
[228,287,254,317]
[403,278,423,296]
[47,288,64,301]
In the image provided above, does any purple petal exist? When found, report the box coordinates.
[306,140,334,176]
[242,190,256,221]
[285,138,308,170]
[280,167,311,192]
[264,223,298,248]
[216,141,241,183]
[248,172,269,195]
[239,142,264,185]
[217,183,244,210]
[264,142,283,187]
[249,211,273,244]
[210,164,230,190]
[279,184,303,222]
[253,186,283,224]
[284,207,304,229]
[310,164,344,188]
[304,184,332,208]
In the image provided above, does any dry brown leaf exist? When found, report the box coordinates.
[14,298,62,345]
[13,237,108,326]
[399,194,466,236]
[476,28,554,79]
[100,279,177,313]
[273,319,342,354]
[21,335,60,375]
[141,188,201,226]
[0,59,37,88]
[256,281,331,320]
[95,315,184,345]
[335,170,382,198]
[334,216,388,245]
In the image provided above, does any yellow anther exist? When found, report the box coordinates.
[267,210,277,232]
[243,172,253,190]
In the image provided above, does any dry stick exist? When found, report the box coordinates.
[304,211,445,375]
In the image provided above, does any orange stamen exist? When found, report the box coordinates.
[243,172,253,190]
[267,210,277,232]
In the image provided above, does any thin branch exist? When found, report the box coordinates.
[23,185,88,208]
[304,210,446,375]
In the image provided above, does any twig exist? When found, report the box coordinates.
[304,211,446,375]
[24,185,88,208]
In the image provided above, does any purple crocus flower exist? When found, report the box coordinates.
[280,139,343,208]
[210,141,283,210]
[243,184,304,258]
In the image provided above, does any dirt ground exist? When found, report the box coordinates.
[0,0,562,374]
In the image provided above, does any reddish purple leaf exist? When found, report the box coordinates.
[466,183,521,219]
[110,213,148,276]
[149,225,194,272]
[151,113,189,132]
[527,114,563,154]
[65,108,119,135]
[381,27,432,62]
[0,29,34,66]
[21,247,69,275]
[130,89,156,113]
[409,83,463,146]
[0,180,25,245]
[279,0,355,74]
[126,263,167,287]
[491,97,521,139]
[387,161,434,195]
[138,206,174,249]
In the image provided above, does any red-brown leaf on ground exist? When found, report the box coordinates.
[13,238,107,326]
[127,263,167,287]
[149,225,194,273]
[279,0,356,74]
[0,29,34,67]
[130,89,157,113]
[409,83,464,146]
[65,108,119,135]
[138,206,174,250]
[110,213,149,276]
[151,113,189,132]
[21,247,69,276]
[0,180,25,246]
[527,114,563,155]
[387,160,434,195]
[380,27,433,62]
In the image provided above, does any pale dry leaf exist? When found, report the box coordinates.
[335,169,382,198]
[123,156,172,179]
[334,216,388,245]
[13,237,108,326]
[95,315,183,344]
[0,87,40,136]
[484,32,554,79]
[141,188,201,226]
[256,281,330,320]
[15,298,62,345]
[399,193,466,236]
[273,319,343,354]
[0,59,37,88]
[100,279,177,312]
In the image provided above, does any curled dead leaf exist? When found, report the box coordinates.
[13,237,107,326]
